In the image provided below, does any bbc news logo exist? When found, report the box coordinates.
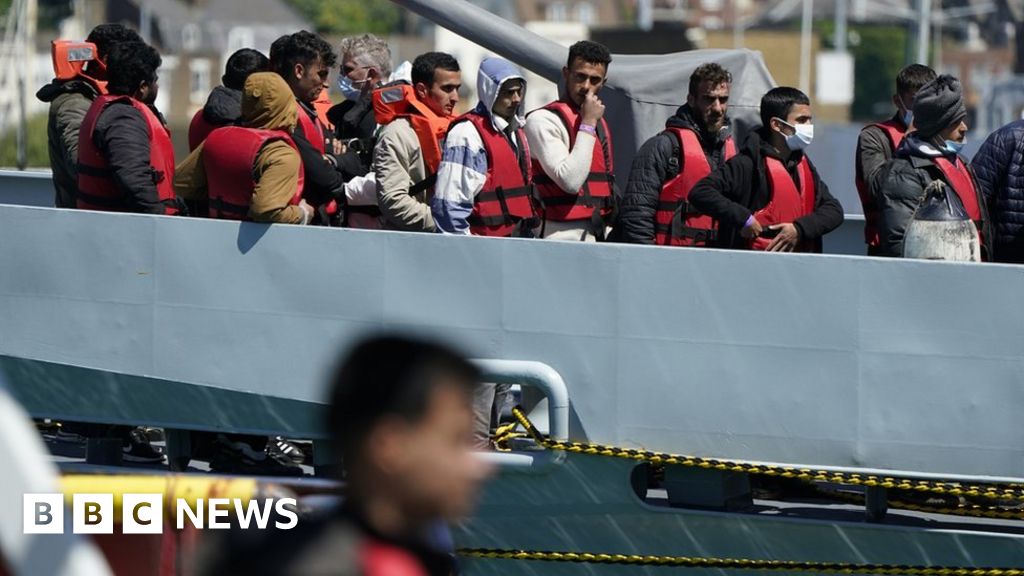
[24,494,298,534]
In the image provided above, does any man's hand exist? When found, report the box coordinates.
[740,216,763,239]
[331,138,346,156]
[766,223,800,252]
[580,92,605,126]
[299,199,315,224]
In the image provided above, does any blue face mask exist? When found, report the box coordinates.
[902,109,914,127]
[945,139,965,154]
[337,75,366,101]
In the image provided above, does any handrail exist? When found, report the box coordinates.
[471,359,570,442]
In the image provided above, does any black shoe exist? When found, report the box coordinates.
[209,436,304,477]
[268,437,306,465]
[122,429,166,464]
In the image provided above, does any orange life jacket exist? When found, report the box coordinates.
[750,156,816,252]
[450,111,537,237]
[855,119,905,249]
[294,102,341,218]
[530,100,615,222]
[373,83,452,190]
[656,128,736,246]
[51,40,106,94]
[188,108,220,152]
[203,126,304,220]
[77,95,179,215]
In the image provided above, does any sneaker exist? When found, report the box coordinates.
[268,437,306,465]
[209,436,304,477]
[140,427,165,443]
[122,429,167,464]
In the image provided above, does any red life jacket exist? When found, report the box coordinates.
[188,108,220,152]
[295,102,340,217]
[933,154,985,252]
[451,111,537,237]
[77,95,179,215]
[530,101,615,222]
[855,119,905,249]
[203,126,304,220]
[750,155,816,252]
[372,83,452,194]
[656,128,736,246]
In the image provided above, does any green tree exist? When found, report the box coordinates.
[0,113,50,169]
[284,0,400,35]
[822,22,909,121]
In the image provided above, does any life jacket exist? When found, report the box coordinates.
[77,95,179,215]
[656,128,736,246]
[531,100,615,222]
[855,119,905,249]
[451,111,537,237]
[295,102,340,218]
[188,108,220,151]
[933,154,985,250]
[750,155,816,252]
[313,87,334,132]
[372,82,451,194]
[51,40,106,95]
[203,126,304,220]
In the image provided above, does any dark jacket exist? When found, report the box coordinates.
[201,85,243,126]
[856,113,907,202]
[972,119,1024,262]
[613,104,732,244]
[878,134,992,258]
[291,100,347,209]
[688,129,844,250]
[327,95,376,180]
[91,100,178,214]
[36,79,99,208]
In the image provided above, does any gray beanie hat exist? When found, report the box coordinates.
[912,74,966,138]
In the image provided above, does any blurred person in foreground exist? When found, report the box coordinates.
[199,335,492,575]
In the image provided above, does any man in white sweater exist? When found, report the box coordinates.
[525,40,615,241]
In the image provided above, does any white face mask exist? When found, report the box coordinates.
[776,118,814,151]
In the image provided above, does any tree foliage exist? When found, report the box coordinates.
[284,0,400,35]
[0,113,51,169]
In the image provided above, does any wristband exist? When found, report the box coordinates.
[744,215,755,229]
[578,123,597,136]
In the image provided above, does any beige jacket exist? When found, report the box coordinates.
[174,73,307,224]
[373,118,436,232]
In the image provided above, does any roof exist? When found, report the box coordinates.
[134,0,311,54]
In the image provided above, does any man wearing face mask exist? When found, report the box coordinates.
[77,41,183,216]
[855,64,936,255]
[525,40,615,242]
[613,63,736,245]
[688,87,843,252]
[877,75,991,259]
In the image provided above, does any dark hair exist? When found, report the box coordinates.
[566,40,611,69]
[223,48,269,90]
[85,23,142,61]
[411,51,460,87]
[105,41,161,96]
[896,64,937,97]
[328,335,478,470]
[759,86,810,128]
[688,63,732,97]
[269,30,336,77]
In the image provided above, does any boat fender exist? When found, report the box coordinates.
[903,180,981,262]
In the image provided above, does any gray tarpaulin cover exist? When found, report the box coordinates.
[392,0,777,172]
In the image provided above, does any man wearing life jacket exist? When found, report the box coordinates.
[270,31,347,223]
[174,72,314,226]
[374,52,461,232]
[525,40,615,242]
[689,87,844,252]
[36,24,141,208]
[76,41,183,215]
[855,64,936,255]
[614,63,735,245]
[433,57,536,238]
[199,336,493,575]
[187,48,269,151]
[878,75,992,259]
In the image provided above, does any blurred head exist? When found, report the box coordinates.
[339,33,392,96]
[412,52,461,117]
[329,335,491,528]
[270,31,336,104]
[84,23,142,79]
[241,72,297,132]
[912,74,967,143]
[893,64,936,124]
[761,86,813,152]
[562,40,610,108]
[105,41,161,104]
[223,48,269,91]
[491,78,525,122]
[686,63,732,134]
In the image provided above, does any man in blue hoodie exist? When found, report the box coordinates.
[432,57,537,239]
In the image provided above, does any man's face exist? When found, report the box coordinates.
[687,80,730,134]
[491,80,524,122]
[939,119,969,143]
[292,57,329,104]
[894,90,917,120]
[416,68,462,118]
[137,76,158,105]
[374,381,492,523]
[342,55,377,95]
[562,58,606,108]
[771,103,813,135]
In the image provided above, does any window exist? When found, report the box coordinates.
[189,58,211,106]
[546,1,568,21]
[575,1,595,24]
[226,26,254,56]
[182,24,201,53]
